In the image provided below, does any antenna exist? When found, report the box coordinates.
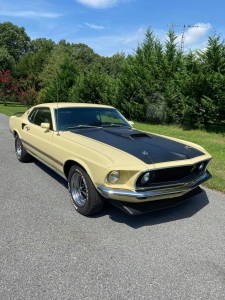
[55,43,62,135]
[56,73,60,136]
[168,24,207,51]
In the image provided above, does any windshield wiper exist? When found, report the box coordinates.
[66,125,102,130]
[101,124,131,128]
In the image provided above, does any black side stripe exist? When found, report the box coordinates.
[22,139,63,167]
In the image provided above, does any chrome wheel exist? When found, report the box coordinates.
[16,137,22,158]
[68,166,105,216]
[70,172,87,207]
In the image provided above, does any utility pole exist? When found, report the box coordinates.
[168,24,206,51]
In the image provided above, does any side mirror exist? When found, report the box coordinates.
[41,122,50,129]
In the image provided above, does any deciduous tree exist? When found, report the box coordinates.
[0,22,30,62]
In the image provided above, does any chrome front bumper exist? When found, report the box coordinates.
[98,171,212,202]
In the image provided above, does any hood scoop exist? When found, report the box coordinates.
[104,129,151,140]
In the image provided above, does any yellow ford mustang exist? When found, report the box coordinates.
[9,103,212,216]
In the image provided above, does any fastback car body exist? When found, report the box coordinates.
[9,103,212,215]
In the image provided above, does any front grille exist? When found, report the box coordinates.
[136,160,209,189]
[152,165,194,183]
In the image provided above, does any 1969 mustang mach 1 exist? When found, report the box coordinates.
[9,103,212,216]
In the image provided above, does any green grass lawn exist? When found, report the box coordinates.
[0,101,28,116]
[1,102,224,193]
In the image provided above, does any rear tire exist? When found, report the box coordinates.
[15,135,32,162]
[68,165,105,216]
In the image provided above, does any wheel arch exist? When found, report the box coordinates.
[13,130,19,138]
[64,160,88,180]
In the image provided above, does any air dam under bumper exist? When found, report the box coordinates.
[107,187,203,215]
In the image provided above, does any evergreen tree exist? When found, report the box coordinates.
[69,64,117,106]
[39,55,80,103]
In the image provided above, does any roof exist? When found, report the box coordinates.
[34,102,114,109]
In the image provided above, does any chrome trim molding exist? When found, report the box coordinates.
[98,171,212,200]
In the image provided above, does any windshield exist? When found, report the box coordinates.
[54,107,131,131]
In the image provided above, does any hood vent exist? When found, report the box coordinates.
[130,133,150,139]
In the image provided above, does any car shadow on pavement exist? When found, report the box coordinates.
[34,160,68,188]
[34,160,209,229]
[93,189,209,228]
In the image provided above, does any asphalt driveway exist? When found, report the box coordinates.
[1,113,225,300]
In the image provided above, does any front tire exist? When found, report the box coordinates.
[68,166,105,216]
[15,135,32,162]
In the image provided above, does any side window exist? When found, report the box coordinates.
[32,108,52,129]
[28,109,38,123]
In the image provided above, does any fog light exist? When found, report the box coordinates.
[107,171,120,184]
[140,172,150,184]
[199,163,204,172]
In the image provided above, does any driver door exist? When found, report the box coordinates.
[22,107,54,168]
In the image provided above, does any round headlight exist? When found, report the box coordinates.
[198,163,204,172]
[107,171,120,184]
[140,172,150,184]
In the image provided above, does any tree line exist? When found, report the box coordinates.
[1,21,225,127]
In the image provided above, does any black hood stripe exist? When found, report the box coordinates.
[71,128,204,164]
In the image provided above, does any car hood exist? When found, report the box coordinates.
[70,127,204,164]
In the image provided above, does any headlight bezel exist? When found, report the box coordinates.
[106,170,120,184]
[136,170,154,187]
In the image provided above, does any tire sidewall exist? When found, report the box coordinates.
[68,166,92,215]
[15,135,23,161]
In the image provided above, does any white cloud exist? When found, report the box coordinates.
[76,0,127,9]
[71,28,145,56]
[123,28,144,45]
[0,10,61,18]
[84,22,106,30]
[69,34,129,56]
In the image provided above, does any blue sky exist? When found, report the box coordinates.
[0,0,224,57]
